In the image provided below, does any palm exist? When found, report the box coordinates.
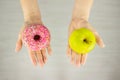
[67,18,105,67]
[15,24,52,67]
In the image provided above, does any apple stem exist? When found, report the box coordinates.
[83,39,89,44]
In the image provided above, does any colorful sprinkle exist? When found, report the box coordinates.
[22,24,50,51]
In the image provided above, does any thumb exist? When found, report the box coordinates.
[87,26,105,48]
[94,32,105,48]
[15,25,25,52]
[84,21,105,48]
[15,33,23,53]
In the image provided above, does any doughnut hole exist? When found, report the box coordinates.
[34,35,41,41]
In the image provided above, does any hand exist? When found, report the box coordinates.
[67,18,105,67]
[15,22,52,67]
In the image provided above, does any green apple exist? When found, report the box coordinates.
[69,28,96,54]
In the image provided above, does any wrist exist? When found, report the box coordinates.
[71,18,89,27]
[72,4,90,21]
[72,16,88,22]
[21,0,42,25]
[24,13,43,25]
[72,0,93,21]
[72,16,89,21]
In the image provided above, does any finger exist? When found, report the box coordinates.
[41,49,47,63]
[20,25,26,34]
[28,50,37,66]
[80,54,87,65]
[87,27,105,48]
[47,44,52,55]
[94,32,105,48]
[36,51,44,67]
[15,34,22,52]
[68,25,74,37]
[67,45,71,57]
[71,51,76,65]
[15,25,25,52]
[76,54,81,67]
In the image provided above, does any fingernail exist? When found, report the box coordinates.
[40,64,44,68]
[78,64,80,67]
[39,60,44,68]
[31,59,37,66]
[71,60,74,65]
[102,44,106,48]
[45,58,47,63]
[15,47,18,53]
[67,54,70,58]
[33,63,37,66]
[15,43,19,52]
[81,63,85,66]
[49,52,52,56]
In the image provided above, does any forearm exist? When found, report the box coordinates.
[72,0,93,21]
[20,0,42,24]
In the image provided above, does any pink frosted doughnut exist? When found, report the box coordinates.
[22,24,50,51]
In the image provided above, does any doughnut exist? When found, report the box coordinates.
[22,24,50,51]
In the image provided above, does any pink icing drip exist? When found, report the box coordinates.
[22,24,50,51]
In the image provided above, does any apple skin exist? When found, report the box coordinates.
[69,28,96,54]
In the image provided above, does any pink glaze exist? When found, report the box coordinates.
[22,24,50,51]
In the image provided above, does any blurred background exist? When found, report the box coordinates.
[0,0,120,80]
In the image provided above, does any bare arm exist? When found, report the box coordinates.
[67,0,105,67]
[20,0,42,24]
[15,0,52,66]
[72,0,93,21]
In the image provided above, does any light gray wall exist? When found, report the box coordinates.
[0,0,120,80]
